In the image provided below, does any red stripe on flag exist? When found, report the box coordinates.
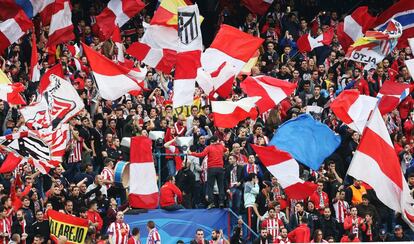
[175,50,201,79]
[210,25,263,62]
[130,136,153,163]
[358,127,402,189]
[129,192,159,209]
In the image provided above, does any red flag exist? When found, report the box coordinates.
[251,144,317,200]
[0,9,33,53]
[377,81,413,115]
[95,0,145,39]
[330,90,377,132]
[0,153,22,173]
[240,75,296,113]
[30,32,41,82]
[211,97,260,128]
[82,43,146,100]
[297,29,333,53]
[47,0,75,48]
[348,108,414,229]
[38,64,63,94]
[241,0,274,16]
[337,7,376,52]
[129,136,159,209]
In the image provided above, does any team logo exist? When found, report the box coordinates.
[178,11,199,45]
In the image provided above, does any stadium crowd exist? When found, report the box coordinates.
[0,0,413,243]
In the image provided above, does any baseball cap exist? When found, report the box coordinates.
[394,225,402,230]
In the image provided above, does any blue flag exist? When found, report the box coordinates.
[269,114,341,170]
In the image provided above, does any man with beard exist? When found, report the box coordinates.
[276,227,291,243]
[209,229,229,244]
[11,209,30,244]
[319,207,339,241]
[253,227,273,244]
[261,206,284,242]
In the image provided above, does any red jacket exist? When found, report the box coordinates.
[86,210,103,231]
[343,216,366,234]
[340,235,361,242]
[191,143,227,168]
[287,224,310,243]
[308,191,329,212]
[160,182,182,207]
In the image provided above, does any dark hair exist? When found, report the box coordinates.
[132,227,140,235]
[247,173,257,181]
[210,135,218,143]
[166,176,174,182]
[147,220,155,229]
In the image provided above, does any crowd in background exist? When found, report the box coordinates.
[0,0,414,243]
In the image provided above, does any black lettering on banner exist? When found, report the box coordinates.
[77,228,85,242]
[69,226,75,241]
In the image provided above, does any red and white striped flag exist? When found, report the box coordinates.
[0,83,26,105]
[47,0,74,48]
[30,32,41,82]
[330,89,378,133]
[201,24,263,74]
[337,7,377,52]
[240,75,296,113]
[0,9,32,53]
[126,0,188,73]
[95,0,145,39]
[211,96,260,128]
[82,43,146,100]
[173,4,202,108]
[297,29,334,53]
[348,108,414,229]
[112,26,125,63]
[251,144,317,200]
[129,136,159,209]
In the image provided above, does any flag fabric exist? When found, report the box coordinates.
[0,153,22,173]
[48,209,89,244]
[13,0,54,20]
[30,32,41,82]
[374,0,414,48]
[211,96,260,128]
[126,42,177,73]
[173,4,202,107]
[129,136,159,209]
[377,80,412,115]
[112,26,125,63]
[409,38,414,51]
[47,0,74,48]
[251,144,317,200]
[95,0,145,39]
[197,62,237,99]
[296,29,334,53]
[201,24,263,73]
[337,6,377,52]
[128,0,188,73]
[269,114,341,170]
[240,75,296,113]
[406,58,414,80]
[38,63,63,94]
[346,20,403,66]
[241,0,274,16]
[0,9,33,53]
[330,89,378,133]
[0,130,61,174]
[0,83,26,105]
[20,74,84,131]
[82,43,146,100]
[347,107,414,229]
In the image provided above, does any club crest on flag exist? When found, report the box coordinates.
[178,10,199,45]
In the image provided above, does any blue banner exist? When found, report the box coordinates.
[124,209,229,243]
